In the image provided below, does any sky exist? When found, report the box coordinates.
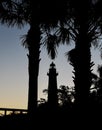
[0,24,102,110]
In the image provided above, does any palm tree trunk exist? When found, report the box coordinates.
[73,1,92,107]
[27,24,41,117]
[27,0,41,117]
[74,33,92,107]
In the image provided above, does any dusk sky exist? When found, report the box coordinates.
[0,24,101,110]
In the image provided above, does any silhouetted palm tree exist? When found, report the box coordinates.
[0,0,69,116]
[44,0,102,107]
[68,0,102,106]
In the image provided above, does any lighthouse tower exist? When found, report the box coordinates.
[47,62,58,108]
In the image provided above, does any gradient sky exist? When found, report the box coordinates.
[0,24,101,109]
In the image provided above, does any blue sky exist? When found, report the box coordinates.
[0,24,101,109]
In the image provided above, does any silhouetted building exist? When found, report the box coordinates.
[47,62,58,108]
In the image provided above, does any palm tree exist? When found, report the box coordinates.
[44,0,102,107]
[69,0,102,106]
[0,0,38,117]
[0,0,69,117]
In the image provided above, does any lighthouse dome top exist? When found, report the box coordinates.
[50,62,55,68]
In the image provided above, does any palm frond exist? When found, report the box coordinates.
[58,26,70,44]
[65,48,76,62]
[0,0,28,28]
[44,33,60,59]
[20,34,28,48]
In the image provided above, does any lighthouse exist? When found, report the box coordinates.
[47,62,58,108]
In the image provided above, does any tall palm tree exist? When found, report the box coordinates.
[69,0,102,106]
[62,0,102,107]
[44,0,102,107]
[0,0,69,116]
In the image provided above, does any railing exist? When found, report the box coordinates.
[0,108,28,116]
